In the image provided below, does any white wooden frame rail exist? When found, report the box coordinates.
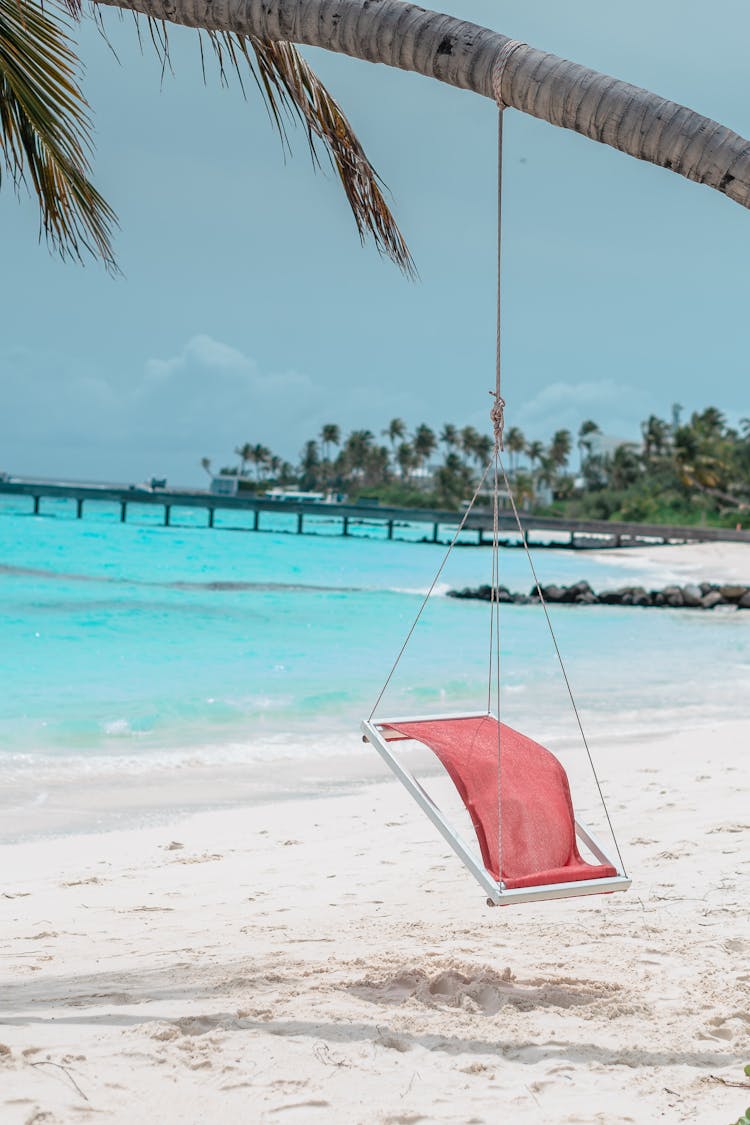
[361,711,631,906]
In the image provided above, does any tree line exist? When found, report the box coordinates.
[203,405,750,527]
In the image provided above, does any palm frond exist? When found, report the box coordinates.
[0,0,117,268]
[204,31,414,276]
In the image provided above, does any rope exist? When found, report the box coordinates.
[488,44,523,882]
[368,457,495,722]
[488,40,625,882]
[496,453,629,878]
[491,38,526,111]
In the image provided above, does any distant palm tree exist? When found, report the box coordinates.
[365,444,391,486]
[234,442,253,476]
[396,441,417,483]
[344,429,375,475]
[512,471,535,508]
[460,426,480,465]
[641,415,670,460]
[440,424,458,457]
[505,426,525,474]
[383,418,406,453]
[319,424,341,462]
[413,423,437,469]
[473,433,494,468]
[549,429,573,471]
[536,455,557,490]
[199,456,212,478]
[525,440,545,476]
[607,444,642,490]
[692,406,726,437]
[299,440,321,489]
[249,443,272,481]
[577,419,600,470]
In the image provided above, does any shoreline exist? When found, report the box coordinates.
[1,717,748,1123]
[1,711,746,846]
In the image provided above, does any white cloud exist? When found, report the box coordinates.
[0,336,324,482]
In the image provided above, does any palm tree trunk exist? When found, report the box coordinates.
[95,0,750,209]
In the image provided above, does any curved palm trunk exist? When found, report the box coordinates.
[94,0,750,210]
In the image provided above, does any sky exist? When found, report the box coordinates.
[2,0,750,485]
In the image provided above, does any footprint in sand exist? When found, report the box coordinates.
[700,1014,748,1042]
[351,964,616,1015]
[172,853,223,865]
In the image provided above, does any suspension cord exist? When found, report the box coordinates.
[368,457,494,722]
[496,454,629,878]
[488,95,508,882]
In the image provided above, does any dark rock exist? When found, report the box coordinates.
[597,587,632,605]
[446,578,741,611]
[562,580,594,603]
[719,585,748,603]
[662,585,684,607]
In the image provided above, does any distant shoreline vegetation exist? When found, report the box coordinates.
[202,406,750,530]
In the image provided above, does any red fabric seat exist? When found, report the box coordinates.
[387,715,616,889]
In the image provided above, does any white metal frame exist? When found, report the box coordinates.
[362,711,631,906]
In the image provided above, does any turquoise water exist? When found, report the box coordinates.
[2,494,749,782]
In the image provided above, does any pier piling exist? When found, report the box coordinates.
[4,480,750,551]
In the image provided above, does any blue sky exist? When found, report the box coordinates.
[2,0,749,484]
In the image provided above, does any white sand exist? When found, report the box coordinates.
[1,717,748,1124]
[589,540,750,587]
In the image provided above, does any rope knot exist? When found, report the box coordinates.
[491,39,525,110]
[490,390,506,452]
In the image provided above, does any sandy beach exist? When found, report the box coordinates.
[1,711,748,1124]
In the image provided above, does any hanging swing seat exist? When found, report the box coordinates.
[362,712,631,906]
[361,67,631,908]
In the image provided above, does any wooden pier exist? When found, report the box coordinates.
[2,477,750,549]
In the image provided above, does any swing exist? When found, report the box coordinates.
[361,47,631,908]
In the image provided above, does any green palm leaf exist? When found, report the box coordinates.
[206,31,415,275]
[0,0,116,267]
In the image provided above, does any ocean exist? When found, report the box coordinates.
[2,494,749,835]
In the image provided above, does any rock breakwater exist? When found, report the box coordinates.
[447,580,750,610]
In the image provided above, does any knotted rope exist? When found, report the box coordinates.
[488,39,524,454]
[491,38,525,110]
[488,40,524,881]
